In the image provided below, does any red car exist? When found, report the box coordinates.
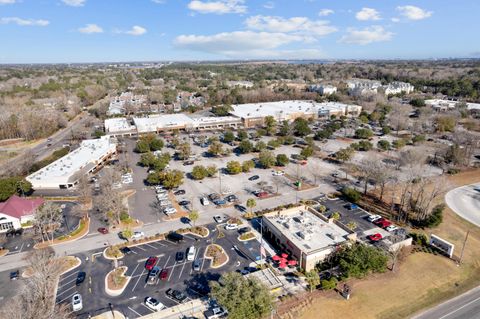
[160,269,168,281]
[256,191,269,198]
[367,233,383,241]
[374,218,392,228]
[97,227,109,234]
[299,160,308,166]
[145,257,158,271]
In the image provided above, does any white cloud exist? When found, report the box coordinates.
[397,5,432,20]
[263,1,274,9]
[391,17,400,23]
[318,9,334,17]
[0,0,16,5]
[188,0,246,14]
[356,7,381,21]
[340,26,393,45]
[125,25,147,36]
[0,17,49,26]
[78,24,103,34]
[174,31,307,57]
[151,0,166,3]
[245,15,337,37]
[62,0,86,7]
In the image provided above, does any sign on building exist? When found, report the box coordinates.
[430,234,455,258]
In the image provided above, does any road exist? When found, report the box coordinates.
[412,285,480,319]
[445,183,480,227]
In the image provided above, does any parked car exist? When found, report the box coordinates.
[234,204,247,213]
[204,306,228,319]
[132,231,145,239]
[160,269,168,280]
[367,214,382,222]
[183,160,194,166]
[220,188,232,195]
[97,227,109,234]
[238,227,251,234]
[374,218,392,228]
[193,259,201,271]
[176,251,185,262]
[248,175,260,181]
[167,232,184,243]
[165,289,187,303]
[256,191,269,198]
[145,297,166,311]
[208,193,220,201]
[71,293,83,312]
[159,200,170,206]
[201,197,210,206]
[225,195,238,202]
[346,203,359,210]
[164,207,177,215]
[179,200,191,206]
[10,270,19,280]
[187,246,196,261]
[157,194,168,201]
[213,215,224,223]
[213,199,227,206]
[386,225,398,232]
[145,257,158,270]
[147,267,160,285]
[273,170,285,176]
[367,233,383,241]
[225,223,239,230]
[174,190,186,195]
[75,271,86,286]
[120,247,132,255]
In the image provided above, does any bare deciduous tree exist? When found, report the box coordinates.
[34,202,63,243]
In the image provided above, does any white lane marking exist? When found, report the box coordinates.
[201,255,206,271]
[59,271,78,282]
[56,291,78,304]
[128,263,140,278]
[167,262,177,282]
[438,295,480,319]
[127,306,142,317]
[140,304,155,313]
[144,243,157,250]
[131,267,147,292]
[178,261,186,279]
[58,277,78,289]
[56,285,76,296]
[162,255,171,269]
[136,245,147,251]
[18,243,24,253]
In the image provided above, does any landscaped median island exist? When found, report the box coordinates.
[105,266,130,297]
[238,231,256,242]
[205,244,229,268]
[34,217,90,249]
[177,225,209,237]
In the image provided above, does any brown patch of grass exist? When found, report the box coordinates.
[107,267,128,290]
[239,232,255,241]
[205,244,228,267]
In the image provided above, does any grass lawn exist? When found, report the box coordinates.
[300,169,480,319]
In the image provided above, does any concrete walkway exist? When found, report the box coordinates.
[445,183,480,227]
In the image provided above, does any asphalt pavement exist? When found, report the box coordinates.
[412,285,480,319]
[445,183,480,227]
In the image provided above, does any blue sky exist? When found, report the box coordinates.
[0,0,478,63]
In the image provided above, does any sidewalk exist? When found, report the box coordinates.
[138,298,207,319]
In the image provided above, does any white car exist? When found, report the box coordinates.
[201,197,209,206]
[164,207,177,215]
[145,297,166,311]
[386,225,398,232]
[213,215,224,223]
[367,214,382,222]
[225,223,239,230]
[187,246,196,261]
[157,194,168,201]
[131,231,145,239]
[71,293,83,312]
[156,189,167,194]
[273,170,285,176]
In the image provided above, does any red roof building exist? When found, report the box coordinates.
[0,195,44,232]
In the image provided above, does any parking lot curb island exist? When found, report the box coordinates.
[105,266,131,297]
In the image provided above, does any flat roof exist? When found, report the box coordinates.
[230,100,360,119]
[133,114,194,133]
[27,136,116,186]
[264,208,348,255]
[245,268,283,291]
[104,118,136,133]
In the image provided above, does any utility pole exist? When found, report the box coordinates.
[219,170,222,194]
[458,230,470,265]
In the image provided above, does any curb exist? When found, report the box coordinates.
[105,266,131,297]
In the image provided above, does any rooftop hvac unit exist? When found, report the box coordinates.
[283,221,290,229]
[298,231,311,240]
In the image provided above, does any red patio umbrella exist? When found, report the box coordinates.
[278,262,287,269]
[281,253,289,259]
[272,255,281,261]
[288,260,297,266]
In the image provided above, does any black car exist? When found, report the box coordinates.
[166,288,188,303]
[174,190,186,195]
[248,175,259,181]
[234,204,247,213]
[75,271,86,286]
[238,227,251,234]
[120,247,132,255]
[225,195,237,202]
[167,232,184,243]
[10,270,19,280]
[176,251,185,262]
[179,200,191,206]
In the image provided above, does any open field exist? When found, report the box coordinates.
[300,169,480,319]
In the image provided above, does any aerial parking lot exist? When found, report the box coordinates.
[55,222,262,318]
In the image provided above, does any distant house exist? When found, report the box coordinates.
[174,92,206,111]
[308,84,337,95]
[383,82,414,95]
[107,92,147,116]
[346,79,382,96]
[227,80,254,88]
[0,195,44,233]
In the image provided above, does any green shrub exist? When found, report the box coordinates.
[320,277,338,290]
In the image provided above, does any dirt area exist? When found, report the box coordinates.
[298,169,480,319]
[205,244,228,268]
[107,267,128,290]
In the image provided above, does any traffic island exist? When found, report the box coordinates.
[105,266,130,297]
[205,244,229,269]
[177,226,210,238]
[34,217,90,249]
[238,231,256,242]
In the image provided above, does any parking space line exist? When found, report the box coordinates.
[57,284,77,296]
[59,271,78,282]
[57,290,78,304]
[58,277,78,289]
[127,306,142,317]
[128,263,140,277]
[140,303,155,313]
[162,255,171,269]
[131,268,147,292]
[178,261,186,279]
[136,245,147,251]
[144,243,157,250]
[167,262,177,281]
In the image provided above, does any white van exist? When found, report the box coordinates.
[187,246,196,261]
